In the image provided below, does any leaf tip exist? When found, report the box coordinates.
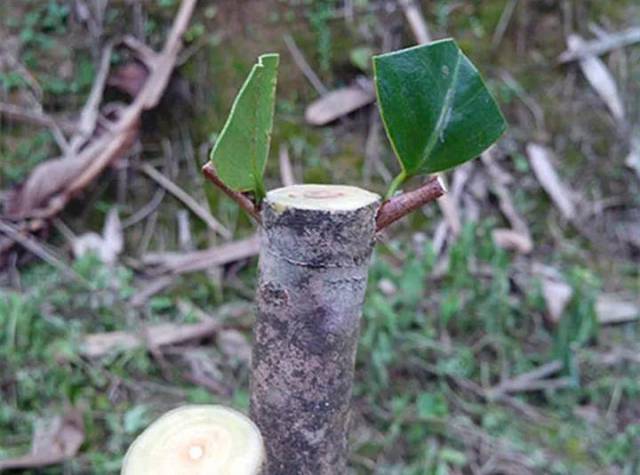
[258,52,280,69]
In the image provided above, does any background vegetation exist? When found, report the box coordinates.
[1,0,639,473]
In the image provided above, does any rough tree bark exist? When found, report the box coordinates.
[250,184,380,475]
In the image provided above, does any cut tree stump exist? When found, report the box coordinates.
[250,184,380,474]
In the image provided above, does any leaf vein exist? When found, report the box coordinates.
[418,52,462,173]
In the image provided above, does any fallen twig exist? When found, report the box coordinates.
[279,145,296,187]
[80,318,221,358]
[304,82,375,126]
[626,133,640,180]
[131,276,175,307]
[526,143,577,222]
[177,209,194,251]
[1,0,198,263]
[0,102,75,134]
[183,363,232,396]
[283,33,328,96]
[499,70,545,131]
[69,41,114,153]
[431,165,472,253]
[488,361,566,398]
[591,348,640,367]
[492,0,518,50]
[363,111,386,184]
[122,35,159,65]
[528,264,639,325]
[567,34,625,123]
[141,163,231,238]
[142,234,260,276]
[595,295,640,325]
[0,409,84,471]
[138,0,197,109]
[446,371,548,424]
[0,102,70,153]
[482,151,533,254]
[398,0,431,44]
[0,220,89,286]
[121,189,166,228]
[558,27,640,63]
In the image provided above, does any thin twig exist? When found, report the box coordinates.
[131,276,175,307]
[0,220,89,286]
[50,125,71,155]
[0,103,60,128]
[437,176,462,236]
[283,33,328,96]
[492,0,518,50]
[70,41,114,153]
[487,360,568,398]
[567,34,625,123]
[122,35,159,65]
[363,109,382,184]
[2,51,43,100]
[526,143,577,222]
[121,188,166,229]
[1,0,198,260]
[558,26,640,63]
[398,0,431,44]
[140,0,198,109]
[501,360,563,386]
[279,145,296,186]
[376,177,446,231]
[143,234,260,276]
[80,318,221,358]
[176,210,194,251]
[0,103,73,151]
[481,151,533,253]
[490,377,574,397]
[499,71,545,131]
[137,204,159,256]
[201,163,261,223]
[140,163,231,239]
[442,371,549,425]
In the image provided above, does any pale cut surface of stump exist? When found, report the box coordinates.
[251,184,380,475]
[120,405,264,475]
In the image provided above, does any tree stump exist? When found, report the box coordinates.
[250,184,380,474]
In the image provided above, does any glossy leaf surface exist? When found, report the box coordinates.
[374,39,506,177]
[209,54,279,199]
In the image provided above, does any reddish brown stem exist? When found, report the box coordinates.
[201,163,261,224]
[375,176,446,231]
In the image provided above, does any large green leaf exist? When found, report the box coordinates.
[373,39,506,191]
[209,53,279,200]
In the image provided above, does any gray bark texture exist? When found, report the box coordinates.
[250,188,380,475]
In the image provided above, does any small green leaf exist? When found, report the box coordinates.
[416,392,449,418]
[440,447,467,466]
[350,46,373,71]
[374,39,506,191]
[124,405,150,434]
[209,53,279,201]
